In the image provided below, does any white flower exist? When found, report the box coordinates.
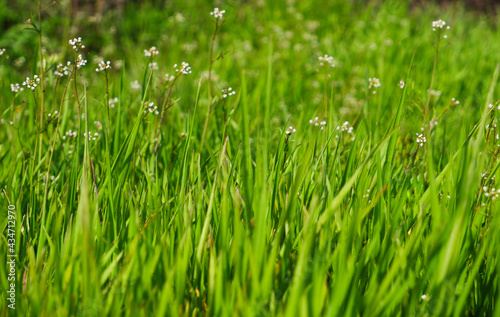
[336,121,354,134]
[130,80,141,90]
[0,48,6,55]
[144,46,159,57]
[22,75,41,92]
[10,83,23,93]
[421,294,430,301]
[76,54,87,69]
[109,97,119,108]
[309,117,327,130]
[222,87,236,98]
[164,74,175,82]
[64,130,78,139]
[368,77,381,90]
[416,133,426,147]
[55,62,71,77]
[451,98,460,105]
[398,80,405,89]
[83,131,99,141]
[428,89,441,97]
[285,126,296,135]
[174,62,192,75]
[210,8,225,19]
[143,101,159,115]
[96,60,111,72]
[69,37,85,51]
[318,54,335,67]
[148,62,158,71]
[432,19,446,29]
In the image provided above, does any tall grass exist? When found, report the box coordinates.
[1,1,500,316]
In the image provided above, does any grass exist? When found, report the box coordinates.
[1,0,500,316]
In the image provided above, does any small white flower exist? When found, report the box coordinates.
[68,37,85,51]
[0,48,6,55]
[285,126,296,135]
[109,97,119,108]
[432,19,446,29]
[143,101,158,115]
[222,87,236,98]
[451,98,460,105]
[144,46,159,57]
[309,117,327,130]
[398,80,405,89]
[96,60,111,72]
[11,83,23,93]
[174,62,192,75]
[428,89,441,97]
[164,74,175,82]
[55,62,70,77]
[83,131,99,141]
[337,121,353,134]
[210,8,225,19]
[368,77,381,90]
[421,294,430,301]
[318,54,335,67]
[416,133,426,147]
[22,75,41,92]
[130,80,141,90]
[76,54,87,69]
[148,62,159,71]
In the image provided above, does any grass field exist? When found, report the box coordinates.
[1,0,500,316]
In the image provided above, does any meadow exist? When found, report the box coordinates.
[1,0,500,316]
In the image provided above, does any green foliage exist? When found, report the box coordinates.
[0,0,500,316]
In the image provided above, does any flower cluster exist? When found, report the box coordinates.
[318,54,335,68]
[83,131,99,141]
[174,62,192,75]
[362,189,371,198]
[62,130,77,140]
[143,101,159,115]
[210,8,225,19]
[416,133,426,147]
[432,19,450,31]
[336,121,354,134]
[109,97,119,108]
[22,75,41,91]
[149,62,158,71]
[55,62,71,77]
[130,80,141,90]
[11,83,23,93]
[222,87,236,98]
[451,98,460,106]
[483,186,500,200]
[285,126,296,135]
[368,78,381,91]
[309,117,327,130]
[0,48,6,55]
[164,74,175,82]
[96,60,111,72]
[76,54,87,69]
[144,46,159,57]
[69,37,85,51]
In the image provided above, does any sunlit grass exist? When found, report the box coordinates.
[1,1,500,316]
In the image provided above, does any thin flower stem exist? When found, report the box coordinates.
[200,20,219,152]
